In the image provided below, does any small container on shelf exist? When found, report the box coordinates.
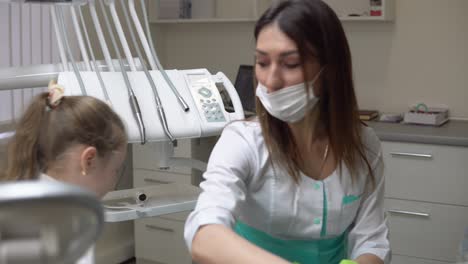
[370,0,383,17]
[157,0,181,19]
[359,109,379,121]
[379,113,403,123]
[191,0,216,19]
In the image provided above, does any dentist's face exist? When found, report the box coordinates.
[255,23,322,94]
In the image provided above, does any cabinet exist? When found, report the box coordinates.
[391,255,449,264]
[149,0,394,24]
[134,212,191,264]
[133,140,193,264]
[382,141,468,264]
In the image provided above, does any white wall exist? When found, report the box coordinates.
[151,0,468,118]
[347,0,468,118]
[0,3,61,123]
[151,22,256,80]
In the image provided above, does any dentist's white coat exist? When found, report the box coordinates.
[184,121,390,263]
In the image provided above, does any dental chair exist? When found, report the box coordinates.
[0,180,103,264]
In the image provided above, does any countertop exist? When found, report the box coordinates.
[367,120,468,147]
[2,120,468,147]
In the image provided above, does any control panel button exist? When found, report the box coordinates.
[198,87,212,98]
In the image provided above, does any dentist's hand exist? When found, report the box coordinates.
[192,224,291,264]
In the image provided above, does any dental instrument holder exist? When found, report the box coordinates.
[155,141,174,170]
[152,140,207,172]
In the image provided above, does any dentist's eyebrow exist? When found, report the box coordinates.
[255,49,299,57]
[255,49,299,56]
[279,50,299,57]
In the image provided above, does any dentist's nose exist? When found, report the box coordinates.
[264,64,283,93]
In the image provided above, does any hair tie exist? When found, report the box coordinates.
[47,80,65,110]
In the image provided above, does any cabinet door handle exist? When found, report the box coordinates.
[390,152,433,159]
[145,224,174,233]
[144,178,171,184]
[387,209,430,218]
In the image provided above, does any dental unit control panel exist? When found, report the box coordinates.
[188,73,227,123]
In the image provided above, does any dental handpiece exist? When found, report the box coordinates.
[157,106,175,143]
[129,90,146,145]
[98,0,146,144]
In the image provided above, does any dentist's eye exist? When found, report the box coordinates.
[284,63,300,69]
[256,61,268,68]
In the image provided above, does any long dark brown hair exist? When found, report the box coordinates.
[2,93,127,181]
[254,0,375,186]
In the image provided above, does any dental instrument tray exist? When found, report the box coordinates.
[102,183,201,222]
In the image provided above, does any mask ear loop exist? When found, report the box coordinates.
[306,67,325,100]
[311,67,325,85]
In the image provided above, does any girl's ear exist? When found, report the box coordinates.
[80,146,97,175]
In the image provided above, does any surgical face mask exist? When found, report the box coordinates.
[256,68,324,123]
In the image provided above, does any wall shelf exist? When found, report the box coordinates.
[152,18,257,24]
[149,0,268,24]
[151,16,391,24]
[323,0,395,22]
[339,15,392,22]
[149,0,395,25]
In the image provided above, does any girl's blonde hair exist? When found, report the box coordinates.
[3,93,126,181]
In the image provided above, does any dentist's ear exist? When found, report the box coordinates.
[80,146,97,176]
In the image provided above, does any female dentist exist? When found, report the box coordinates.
[184,1,390,263]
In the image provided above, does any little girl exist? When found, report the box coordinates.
[2,80,128,263]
